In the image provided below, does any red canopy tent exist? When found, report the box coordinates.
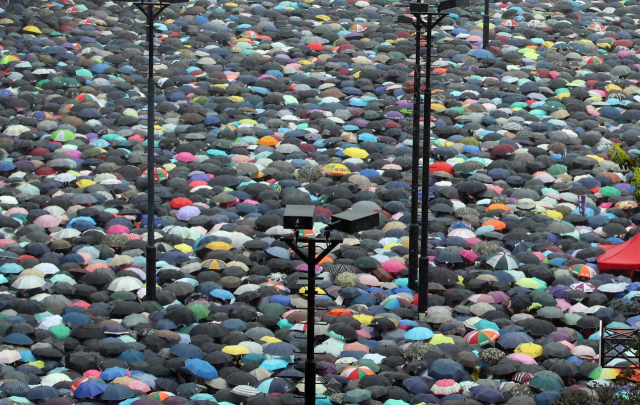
[598,233,640,274]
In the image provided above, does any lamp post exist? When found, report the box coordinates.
[406,0,467,319]
[483,0,490,49]
[115,0,184,301]
[281,206,379,405]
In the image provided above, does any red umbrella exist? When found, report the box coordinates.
[307,43,325,51]
[170,197,193,209]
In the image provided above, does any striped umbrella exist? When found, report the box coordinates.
[465,329,500,346]
[486,253,519,270]
[340,366,375,380]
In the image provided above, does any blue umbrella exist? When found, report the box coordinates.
[75,380,107,398]
[534,391,561,405]
[117,350,145,364]
[211,289,235,300]
[100,367,129,381]
[256,378,295,394]
[3,333,34,345]
[184,359,218,379]
[427,359,470,382]
[259,359,289,371]
[101,383,134,401]
[404,327,434,341]
[169,344,205,359]
[470,386,504,404]
[263,342,299,356]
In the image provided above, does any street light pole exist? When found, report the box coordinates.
[117,0,184,301]
[281,206,379,405]
[483,0,490,49]
[407,0,464,320]
[282,236,340,405]
[407,5,423,291]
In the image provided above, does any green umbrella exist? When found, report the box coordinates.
[111,291,137,301]
[187,303,210,320]
[59,77,81,88]
[599,186,621,197]
[259,303,287,316]
[547,164,568,175]
[49,325,71,340]
[353,256,380,269]
[343,389,371,403]
[353,359,381,372]
[529,374,564,391]
[529,290,557,306]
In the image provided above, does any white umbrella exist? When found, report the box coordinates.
[33,263,60,275]
[12,275,45,289]
[108,276,143,292]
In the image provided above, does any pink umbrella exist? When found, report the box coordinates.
[175,152,196,162]
[126,380,151,392]
[555,299,571,311]
[83,370,101,377]
[0,239,15,248]
[431,379,461,396]
[63,150,82,159]
[106,225,129,234]
[359,274,380,287]
[460,250,478,263]
[5,208,27,216]
[487,291,509,303]
[508,353,537,365]
[465,237,482,247]
[356,329,372,338]
[296,263,322,273]
[34,215,61,228]
[381,261,406,274]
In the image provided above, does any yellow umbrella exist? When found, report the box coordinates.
[316,14,331,20]
[543,210,563,220]
[343,148,369,159]
[205,241,233,251]
[27,360,46,369]
[515,278,541,289]
[173,244,193,254]
[260,336,282,343]
[585,154,604,162]
[76,179,96,188]
[222,345,250,355]
[514,343,543,358]
[23,26,42,34]
[299,286,326,296]
[322,163,350,176]
[353,314,373,325]
[430,334,455,345]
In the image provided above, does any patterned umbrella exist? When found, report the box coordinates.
[430,379,461,396]
[465,329,500,346]
[478,348,506,365]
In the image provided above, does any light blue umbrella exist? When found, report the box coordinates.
[404,327,434,341]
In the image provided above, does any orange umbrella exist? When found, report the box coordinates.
[485,204,509,212]
[327,309,353,317]
[258,136,279,146]
[483,220,506,230]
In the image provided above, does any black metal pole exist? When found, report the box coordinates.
[483,0,489,49]
[134,2,167,302]
[282,236,340,405]
[305,238,315,405]
[408,16,422,291]
[418,13,434,321]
